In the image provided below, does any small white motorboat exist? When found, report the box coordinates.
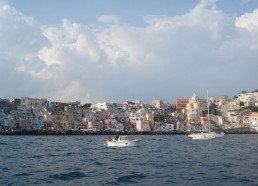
[188,132,215,140]
[105,135,142,147]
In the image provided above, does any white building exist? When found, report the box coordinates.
[91,102,122,111]
[129,112,145,124]
[249,112,258,132]
[152,100,163,108]
[136,120,151,131]
[20,97,48,107]
[210,95,230,106]
[237,92,258,107]
[159,123,175,131]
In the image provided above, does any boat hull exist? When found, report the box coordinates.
[188,132,224,140]
[106,140,137,147]
[211,132,224,138]
[188,133,215,140]
[105,136,142,147]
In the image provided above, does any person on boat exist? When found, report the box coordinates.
[115,133,119,140]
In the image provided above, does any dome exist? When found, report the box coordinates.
[191,92,199,103]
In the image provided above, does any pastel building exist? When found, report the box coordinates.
[136,120,151,131]
[176,96,206,111]
[87,121,103,131]
[186,93,207,124]
[249,112,258,132]
[104,118,124,131]
[176,99,189,111]
[51,110,67,130]
[199,117,208,125]
[152,100,163,108]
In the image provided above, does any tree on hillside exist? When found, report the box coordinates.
[252,89,258,93]
[252,107,258,112]
[83,103,91,108]
[233,95,238,99]
[241,90,248,94]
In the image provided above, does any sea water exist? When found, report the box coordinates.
[0,134,258,185]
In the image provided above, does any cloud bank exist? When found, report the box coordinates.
[235,9,258,32]
[0,0,258,103]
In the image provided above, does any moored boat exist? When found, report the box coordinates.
[188,131,224,140]
[188,91,225,140]
[188,132,215,140]
[210,131,224,138]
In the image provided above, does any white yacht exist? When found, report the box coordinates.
[210,131,224,138]
[188,131,224,140]
[188,132,215,140]
[188,91,224,140]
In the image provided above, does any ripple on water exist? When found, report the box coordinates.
[48,171,87,181]
[94,161,104,166]
[13,173,32,177]
[116,173,146,184]
[111,157,129,162]
[31,155,43,159]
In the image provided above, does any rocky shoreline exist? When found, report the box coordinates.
[0,129,257,135]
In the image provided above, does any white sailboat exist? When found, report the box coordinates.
[188,91,224,140]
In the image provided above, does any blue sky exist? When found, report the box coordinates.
[8,0,200,25]
[8,0,257,25]
[1,0,258,103]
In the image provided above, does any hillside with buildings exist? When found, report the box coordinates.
[1,90,258,134]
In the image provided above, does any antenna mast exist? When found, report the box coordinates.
[207,90,210,133]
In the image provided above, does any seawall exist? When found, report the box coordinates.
[0,129,257,135]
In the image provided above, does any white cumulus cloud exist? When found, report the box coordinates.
[0,0,258,103]
[235,9,258,32]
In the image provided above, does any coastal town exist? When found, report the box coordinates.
[1,89,258,135]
